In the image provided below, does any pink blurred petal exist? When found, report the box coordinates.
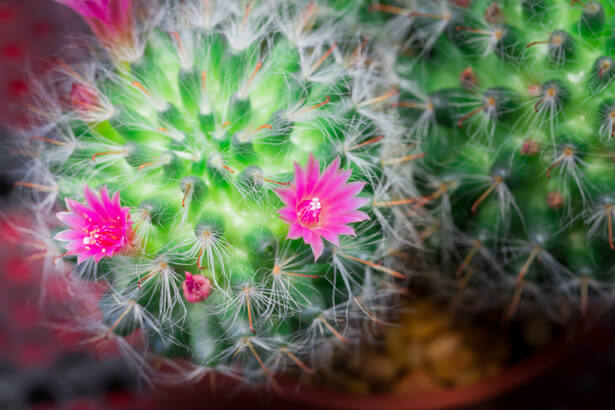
[83,185,106,216]
[320,181,365,202]
[304,154,320,194]
[56,211,85,228]
[278,207,297,222]
[304,231,324,261]
[56,0,110,22]
[320,224,356,237]
[56,0,136,62]
[293,161,306,199]
[54,230,84,241]
[313,169,352,199]
[100,186,115,213]
[325,197,370,215]
[316,229,340,247]
[66,200,97,220]
[274,188,297,208]
[325,211,370,225]
[287,223,306,239]
[312,156,340,193]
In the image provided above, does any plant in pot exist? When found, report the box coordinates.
[9,0,418,391]
[11,0,613,407]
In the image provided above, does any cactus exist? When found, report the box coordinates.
[366,0,615,318]
[10,0,416,386]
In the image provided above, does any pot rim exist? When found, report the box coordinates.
[279,339,568,410]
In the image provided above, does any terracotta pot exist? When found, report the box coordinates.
[156,340,567,410]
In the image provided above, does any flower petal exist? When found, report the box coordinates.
[313,168,352,198]
[304,154,320,195]
[324,211,370,225]
[55,229,85,241]
[304,230,324,260]
[274,187,296,208]
[84,185,107,217]
[287,223,306,239]
[101,186,118,216]
[56,211,85,228]
[320,181,366,205]
[278,207,297,223]
[66,199,98,221]
[313,156,340,193]
[293,160,306,199]
[325,198,370,217]
[57,0,111,22]
[316,228,340,247]
[319,224,356,237]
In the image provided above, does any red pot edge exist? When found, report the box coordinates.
[278,340,568,410]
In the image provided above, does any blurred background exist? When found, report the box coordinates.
[1,1,615,409]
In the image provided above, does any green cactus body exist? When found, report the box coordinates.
[368,0,615,316]
[14,0,415,383]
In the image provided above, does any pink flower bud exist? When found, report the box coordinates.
[183,272,212,303]
[521,140,540,156]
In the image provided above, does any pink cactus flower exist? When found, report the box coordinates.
[55,0,136,60]
[183,272,212,303]
[275,154,370,260]
[55,185,132,264]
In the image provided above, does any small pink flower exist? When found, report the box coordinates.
[275,154,370,260]
[56,0,135,60]
[55,185,132,264]
[183,272,212,303]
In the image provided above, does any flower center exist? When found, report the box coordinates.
[297,197,322,227]
[82,221,124,251]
